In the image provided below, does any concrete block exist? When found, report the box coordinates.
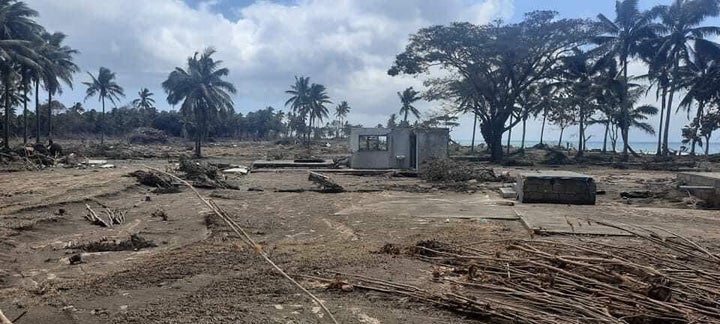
[517,171,596,205]
[499,187,517,199]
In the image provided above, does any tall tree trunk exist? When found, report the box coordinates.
[3,75,10,149]
[521,117,527,149]
[603,122,609,153]
[481,121,504,162]
[705,134,711,155]
[663,57,679,155]
[577,108,584,157]
[506,115,512,154]
[558,127,564,148]
[470,111,477,152]
[35,80,40,144]
[539,108,547,145]
[47,91,52,139]
[690,101,704,155]
[656,87,666,155]
[22,81,28,145]
[101,97,106,145]
[621,56,630,161]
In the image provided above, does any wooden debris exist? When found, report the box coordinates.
[313,222,720,323]
[84,205,126,227]
[308,171,344,193]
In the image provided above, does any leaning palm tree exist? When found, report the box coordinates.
[0,0,43,149]
[162,48,236,157]
[334,101,350,138]
[132,88,155,110]
[83,67,124,145]
[651,0,720,155]
[307,83,331,140]
[397,87,421,125]
[40,31,78,140]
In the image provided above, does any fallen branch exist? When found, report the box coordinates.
[84,204,110,227]
[143,165,338,324]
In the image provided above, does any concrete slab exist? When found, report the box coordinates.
[334,193,519,220]
[252,160,334,169]
[514,205,632,236]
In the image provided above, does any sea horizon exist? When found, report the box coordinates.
[455,139,720,155]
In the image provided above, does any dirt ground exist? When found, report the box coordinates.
[1,142,719,323]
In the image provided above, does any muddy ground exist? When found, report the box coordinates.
[1,142,719,323]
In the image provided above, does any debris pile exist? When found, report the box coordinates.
[420,158,498,182]
[128,170,180,193]
[128,127,169,144]
[67,234,157,252]
[178,157,239,189]
[308,171,345,193]
[320,222,720,323]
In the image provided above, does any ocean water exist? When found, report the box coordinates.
[455,139,720,155]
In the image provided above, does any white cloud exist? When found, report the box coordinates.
[27,0,514,132]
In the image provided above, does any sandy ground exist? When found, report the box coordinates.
[1,143,718,323]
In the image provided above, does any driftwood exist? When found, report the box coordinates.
[313,221,720,324]
[84,205,126,227]
[308,171,344,193]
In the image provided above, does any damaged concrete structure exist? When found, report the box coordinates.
[677,172,720,208]
[517,171,596,205]
[349,127,449,170]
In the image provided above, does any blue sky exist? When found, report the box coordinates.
[25,0,720,146]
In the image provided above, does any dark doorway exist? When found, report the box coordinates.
[410,133,417,169]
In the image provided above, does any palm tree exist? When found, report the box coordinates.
[621,89,660,147]
[652,0,720,155]
[40,31,78,140]
[594,0,658,159]
[132,88,155,110]
[307,83,331,140]
[397,87,421,125]
[334,100,350,138]
[84,67,124,145]
[0,0,43,149]
[285,76,311,141]
[162,48,236,157]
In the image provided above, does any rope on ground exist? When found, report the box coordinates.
[142,165,338,324]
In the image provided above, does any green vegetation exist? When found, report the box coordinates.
[0,0,719,162]
[390,0,720,161]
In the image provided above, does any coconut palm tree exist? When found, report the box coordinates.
[162,48,236,157]
[84,67,124,145]
[285,76,311,140]
[132,88,155,110]
[651,0,720,155]
[40,31,78,140]
[307,83,331,140]
[334,101,350,138]
[397,87,421,125]
[593,0,658,159]
[335,100,350,137]
[0,0,43,149]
